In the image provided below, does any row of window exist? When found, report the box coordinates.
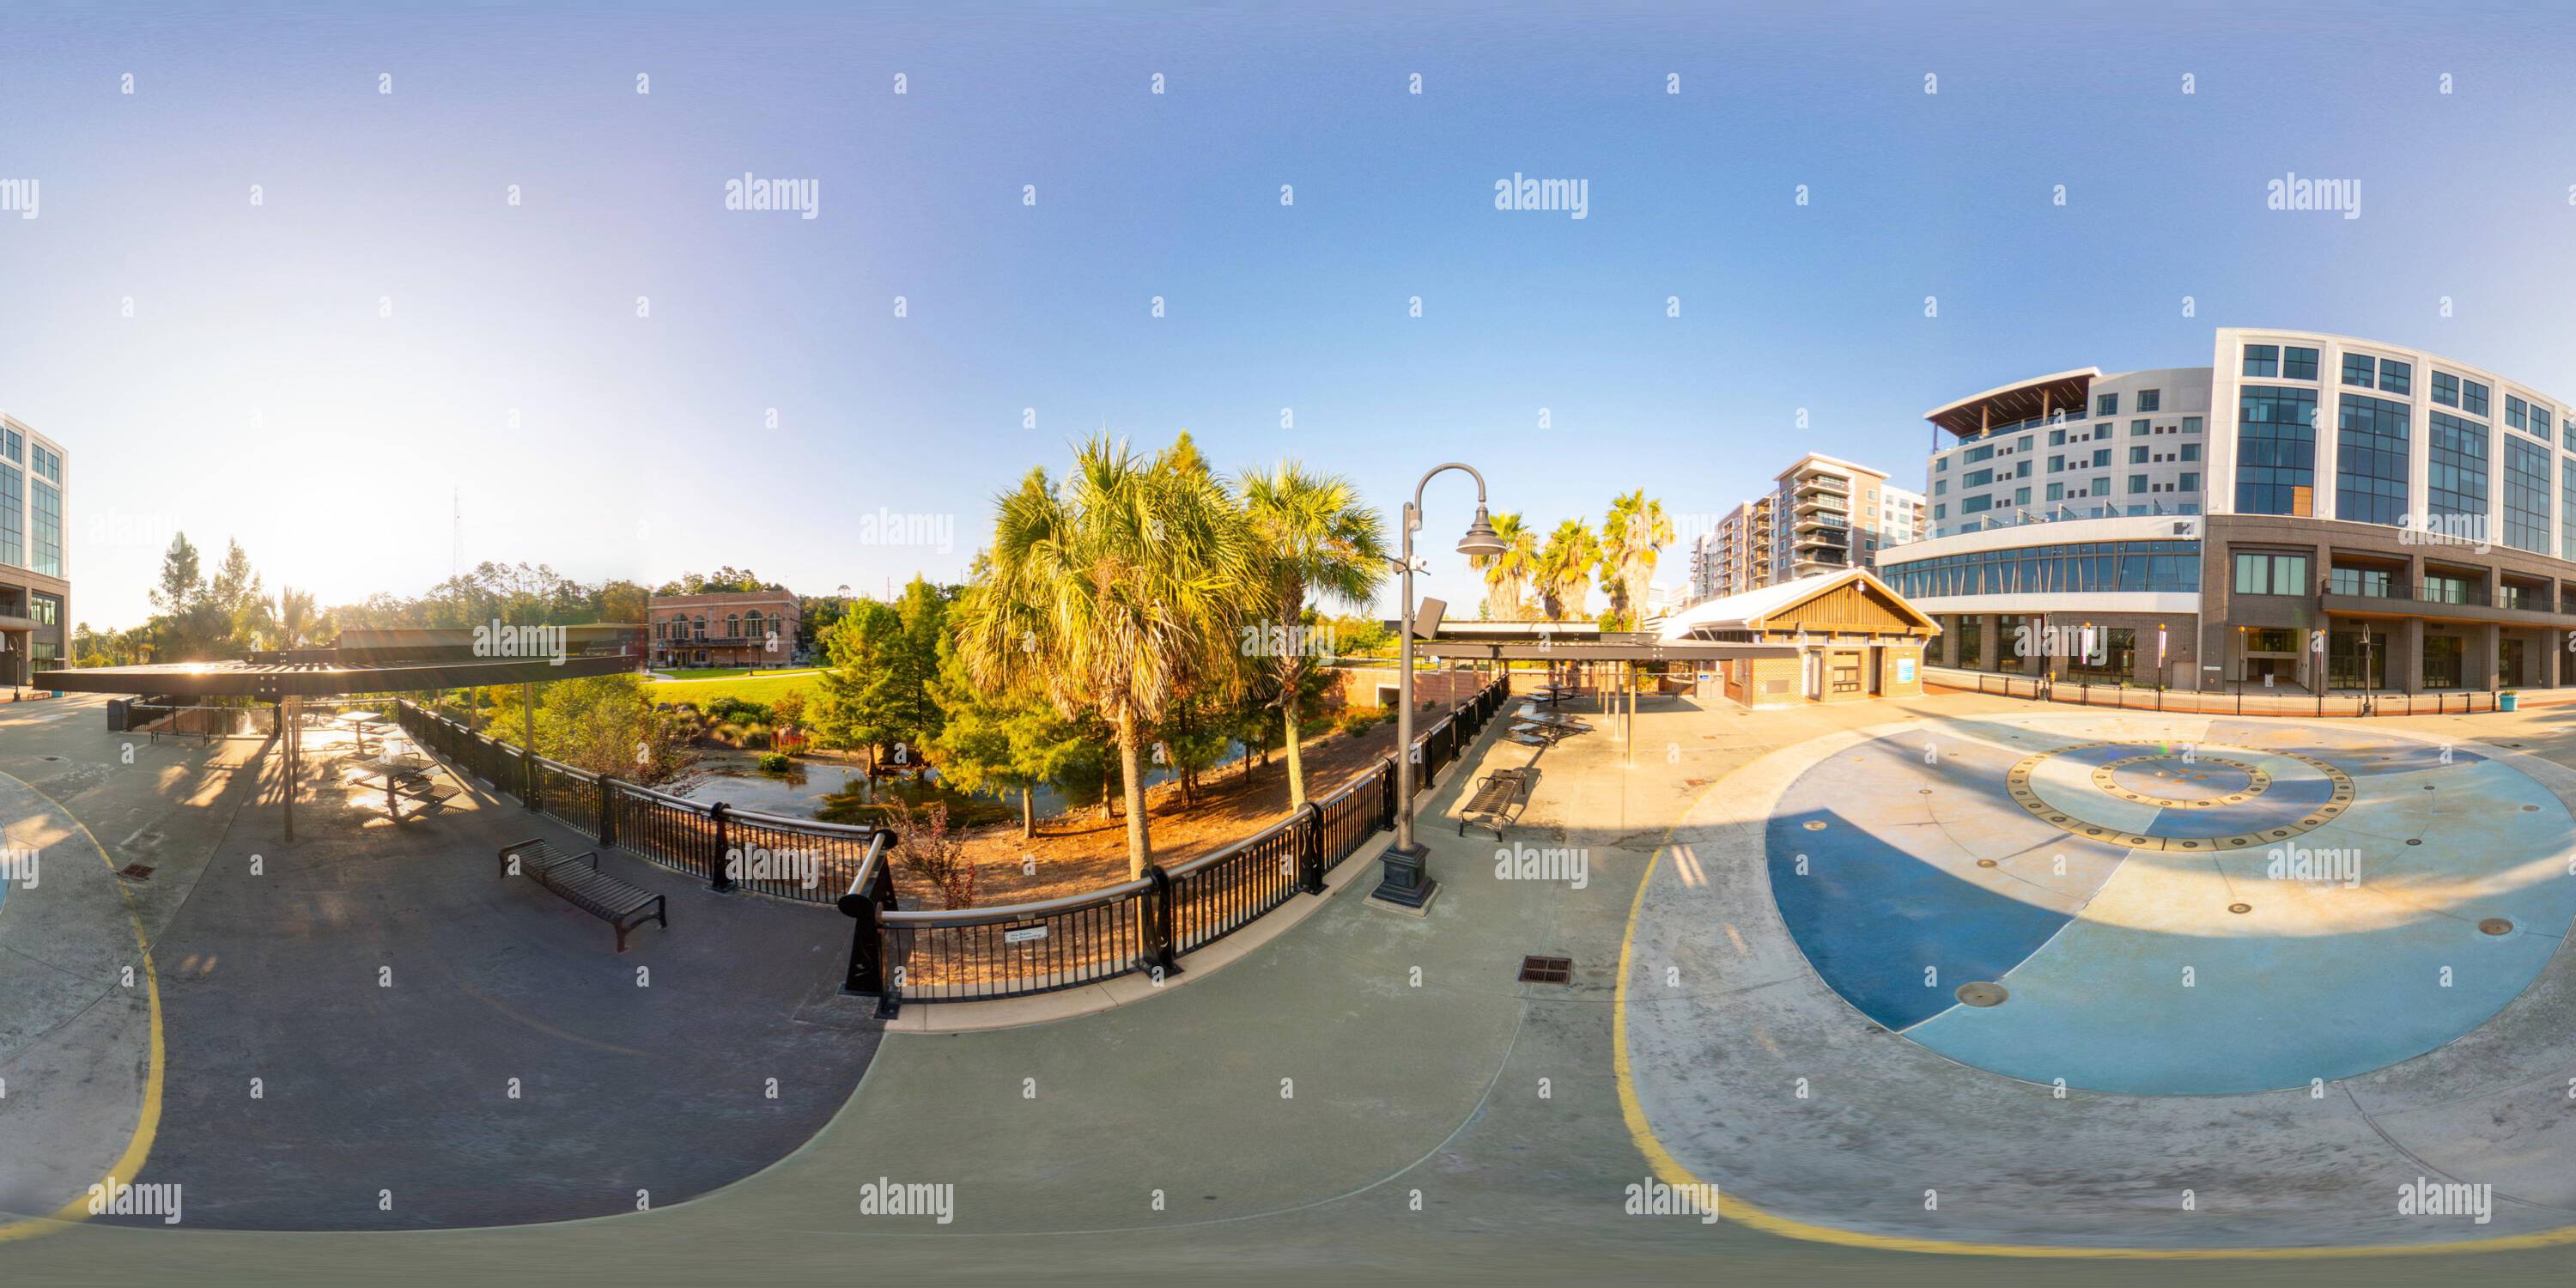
[2342,353,2413,396]
[2243,343,2323,380]
[1883,539,2202,600]
[652,611,775,641]
[2093,389,2163,416]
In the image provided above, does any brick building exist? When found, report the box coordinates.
[648,591,802,668]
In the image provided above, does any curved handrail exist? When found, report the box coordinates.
[1162,811,1297,879]
[881,875,1155,927]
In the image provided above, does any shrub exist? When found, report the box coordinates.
[1337,707,1384,737]
[756,751,792,774]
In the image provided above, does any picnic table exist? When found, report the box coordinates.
[334,709,390,755]
[346,752,456,820]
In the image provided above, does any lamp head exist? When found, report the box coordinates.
[1455,506,1507,559]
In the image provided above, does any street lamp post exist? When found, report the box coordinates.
[1373,462,1507,909]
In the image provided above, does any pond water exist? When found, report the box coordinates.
[679,738,1259,823]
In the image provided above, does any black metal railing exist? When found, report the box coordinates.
[397,670,1516,1012]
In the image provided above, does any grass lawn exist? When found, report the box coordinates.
[644,669,828,708]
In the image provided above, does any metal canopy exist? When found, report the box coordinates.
[35,652,640,698]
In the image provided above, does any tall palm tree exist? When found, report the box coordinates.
[1536,519,1600,620]
[954,436,1253,878]
[1240,460,1388,810]
[1470,511,1538,622]
[275,586,324,648]
[1599,490,1675,627]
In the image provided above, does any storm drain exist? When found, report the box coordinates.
[117,864,155,882]
[1954,981,2008,1007]
[1518,955,1574,985]
[2481,918,2515,937]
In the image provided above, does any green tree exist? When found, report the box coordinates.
[490,675,697,786]
[1471,511,1538,622]
[953,436,1253,878]
[1600,489,1674,626]
[927,630,1086,840]
[1536,519,1600,620]
[1238,460,1388,809]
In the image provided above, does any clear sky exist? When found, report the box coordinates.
[10,1,2576,628]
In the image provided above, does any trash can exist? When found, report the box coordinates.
[2500,691,2519,712]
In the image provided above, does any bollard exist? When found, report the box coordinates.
[1297,801,1327,895]
[1137,864,1182,980]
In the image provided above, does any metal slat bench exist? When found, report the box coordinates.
[1460,767,1533,839]
[495,838,669,952]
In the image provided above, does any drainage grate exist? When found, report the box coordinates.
[117,864,155,882]
[2481,918,2514,936]
[1518,955,1574,985]
[2228,902,2252,914]
[1954,981,2008,1007]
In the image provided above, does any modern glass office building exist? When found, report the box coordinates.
[0,413,69,687]
[1884,328,2576,693]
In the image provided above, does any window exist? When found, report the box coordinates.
[2180,473,2199,491]
[2328,566,2393,598]
[1936,458,1949,472]
[2342,353,2376,386]
[2233,551,2311,597]
[2505,434,2552,554]
[2507,395,2530,431]
[2129,446,2149,464]
[2336,393,2410,527]
[0,427,16,461]
[2091,447,2111,468]
[2463,379,2490,417]
[2561,458,2576,562]
[1965,444,1995,463]
[2538,407,2555,440]
[2283,346,2319,380]
[1957,617,1980,667]
[1965,468,1993,488]
[2131,419,2150,436]
[2378,360,2411,397]
[1960,495,1992,513]
[1880,540,2201,602]
[2433,371,2460,407]
[1933,502,1946,519]
[2423,635,2464,689]
[2237,386,2318,515]
[1934,478,1946,495]
[2045,482,2064,501]
[29,445,58,483]
[2422,574,2472,605]
[0,465,18,568]
[2047,454,2064,474]
[27,592,58,626]
[2014,486,2031,507]
[2096,392,2119,416]
[2137,389,2160,412]
[2127,474,2148,495]
[2181,442,2201,462]
[2427,410,2489,532]
[29,479,58,578]
[2244,343,2280,377]
[2182,416,2202,434]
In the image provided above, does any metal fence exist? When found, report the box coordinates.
[848,671,1514,1012]
[396,671,1515,1012]
[1923,667,2516,719]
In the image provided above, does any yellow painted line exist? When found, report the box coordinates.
[1610,763,2576,1260]
[0,774,167,1245]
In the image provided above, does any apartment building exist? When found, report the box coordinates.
[648,590,803,668]
[0,414,68,688]
[1686,454,1923,605]
[1886,327,2576,694]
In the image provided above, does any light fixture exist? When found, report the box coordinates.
[1455,506,1507,559]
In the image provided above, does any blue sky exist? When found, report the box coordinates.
[9,1,2576,626]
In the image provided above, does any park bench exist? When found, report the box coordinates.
[495,838,669,952]
[1460,767,1533,838]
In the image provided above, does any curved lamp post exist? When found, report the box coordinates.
[1373,462,1507,909]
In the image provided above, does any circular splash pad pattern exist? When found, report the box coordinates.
[1759,714,2576,1095]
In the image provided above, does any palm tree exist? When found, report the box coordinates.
[1536,519,1600,620]
[1599,490,1674,627]
[275,586,324,648]
[1470,511,1538,621]
[954,435,1253,878]
[1240,460,1388,810]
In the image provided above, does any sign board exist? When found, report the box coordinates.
[1896,658,1917,684]
[1413,598,1447,640]
[1001,924,1049,945]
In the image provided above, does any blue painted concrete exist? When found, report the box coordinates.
[1765,716,2576,1094]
